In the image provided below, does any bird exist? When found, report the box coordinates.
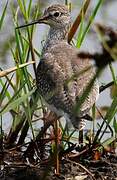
[18,4,99,130]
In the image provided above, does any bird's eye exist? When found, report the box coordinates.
[53,12,60,17]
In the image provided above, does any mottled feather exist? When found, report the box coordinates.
[36,4,99,129]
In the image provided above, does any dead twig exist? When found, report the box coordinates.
[0,61,35,77]
[65,158,96,180]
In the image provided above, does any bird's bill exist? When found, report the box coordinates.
[16,15,49,29]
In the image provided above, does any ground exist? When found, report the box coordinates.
[0,153,117,180]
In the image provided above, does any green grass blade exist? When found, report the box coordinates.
[99,136,115,149]
[105,97,117,123]
[0,79,11,102]
[78,0,104,47]
[0,80,9,105]
[109,63,117,84]
[0,87,36,116]
[17,0,27,20]
[68,0,90,43]
[76,9,84,48]
[0,0,8,30]
[113,118,117,134]
[15,29,22,61]
[28,0,32,18]
[97,97,117,142]
[0,82,26,115]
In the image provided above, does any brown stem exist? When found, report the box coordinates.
[68,0,90,43]
[54,118,59,175]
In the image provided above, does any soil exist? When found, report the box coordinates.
[0,154,117,180]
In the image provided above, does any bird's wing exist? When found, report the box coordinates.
[37,42,99,117]
[48,42,99,116]
[68,46,99,116]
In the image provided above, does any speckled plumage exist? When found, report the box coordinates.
[36,4,99,129]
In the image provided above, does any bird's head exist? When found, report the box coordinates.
[41,4,70,28]
[16,4,70,29]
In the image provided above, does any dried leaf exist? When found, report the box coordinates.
[93,150,101,160]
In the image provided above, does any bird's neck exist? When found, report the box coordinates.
[42,26,69,53]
